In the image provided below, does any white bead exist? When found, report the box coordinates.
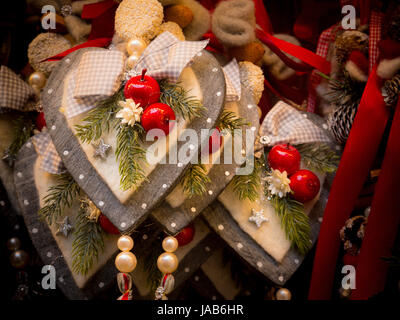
[117,235,134,252]
[126,38,147,56]
[126,52,141,69]
[157,252,179,274]
[162,236,178,253]
[115,252,137,273]
[28,71,46,89]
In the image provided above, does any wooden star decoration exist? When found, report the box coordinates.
[56,217,73,237]
[249,208,269,228]
[92,139,111,159]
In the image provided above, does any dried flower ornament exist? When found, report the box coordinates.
[116,99,143,126]
[264,169,291,198]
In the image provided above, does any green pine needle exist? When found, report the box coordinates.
[38,173,81,226]
[268,194,312,255]
[143,238,163,293]
[7,114,34,156]
[231,157,263,202]
[159,80,205,121]
[181,163,211,198]
[115,123,147,191]
[71,201,105,275]
[217,110,249,134]
[296,143,339,174]
[75,87,124,144]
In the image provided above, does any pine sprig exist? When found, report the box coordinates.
[159,80,205,121]
[7,114,34,156]
[115,123,147,191]
[217,110,249,134]
[71,200,105,275]
[231,157,263,202]
[296,143,339,174]
[143,238,163,293]
[75,87,124,143]
[181,163,211,198]
[268,194,312,255]
[38,173,81,225]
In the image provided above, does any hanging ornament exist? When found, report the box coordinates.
[275,288,292,300]
[175,224,195,246]
[28,71,47,89]
[115,235,137,273]
[99,213,120,235]
[10,250,29,269]
[126,53,142,69]
[155,236,179,300]
[7,237,21,251]
[267,144,301,176]
[289,169,320,203]
[141,103,176,135]
[117,272,133,300]
[126,38,147,56]
[124,69,161,108]
[35,112,47,131]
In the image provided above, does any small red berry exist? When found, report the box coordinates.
[99,213,120,235]
[175,224,195,246]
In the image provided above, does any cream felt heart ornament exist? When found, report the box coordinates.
[41,47,225,234]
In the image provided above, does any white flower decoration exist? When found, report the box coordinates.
[264,169,291,198]
[116,99,143,126]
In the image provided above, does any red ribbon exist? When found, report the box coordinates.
[308,68,390,299]
[350,99,400,300]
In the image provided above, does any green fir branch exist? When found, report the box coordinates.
[181,163,211,198]
[159,80,205,121]
[38,173,80,225]
[75,87,124,143]
[7,115,34,156]
[231,157,263,202]
[267,193,311,255]
[71,200,105,275]
[296,143,339,174]
[217,110,249,134]
[143,237,163,293]
[115,123,147,191]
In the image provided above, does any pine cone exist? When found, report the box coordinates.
[382,74,400,107]
[327,101,358,145]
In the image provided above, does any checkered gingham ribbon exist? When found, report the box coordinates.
[222,59,241,102]
[369,11,383,72]
[131,32,209,83]
[306,25,340,113]
[255,101,331,157]
[65,50,125,118]
[0,65,35,112]
[32,131,65,174]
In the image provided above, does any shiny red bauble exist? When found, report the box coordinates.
[141,103,176,135]
[290,169,320,203]
[124,69,160,108]
[99,213,120,235]
[36,112,47,131]
[267,144,301,175]
[175,224,195,246]
[208,127,223,154]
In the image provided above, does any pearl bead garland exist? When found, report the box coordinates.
[28,71,47,89]
[157,252,179,274]
[126,52,141,69]
[117,235,134,252]
[126,38,147,56]
[162,236,179,253]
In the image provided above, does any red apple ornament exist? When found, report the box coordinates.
[268,144,301,175]
[36,112,47,131]
[290,169,320,203]
[141,103,176,135]
[124,69,160,108]
[99,213,120,235]
[175,224,195,246]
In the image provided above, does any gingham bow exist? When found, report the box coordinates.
[32,131,65,174]
[223,59,241,102]
[129,32,209,83]
[254,101,331,157]
[64,50,125,118]
[0,65,36,112]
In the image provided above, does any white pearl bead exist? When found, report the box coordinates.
[157,252,179,274]
[126,53,141,69]
[117,235,134,252]
[126,38,147,56]
[115,252,137,273]
[162,236,178,253]
[276,288,292,300]
[28,71,46,89]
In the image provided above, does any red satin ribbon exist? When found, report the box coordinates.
[350,99,400,300]
[308,68,389,299]
[45,38,113,61]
